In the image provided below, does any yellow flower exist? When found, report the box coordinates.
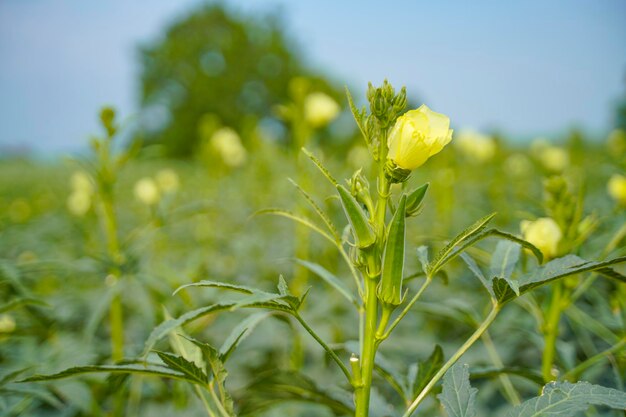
[134,178,160,205]
[504,153,532,177]
[210,127,247,168]
[155,169,180,193]
[539,146,569,172]
[304,92,340,128]
[455,129,496,162]
[70,171,94,194]
[387,105,453,171]
[67,190,92,216]
[520,217,562,259]
[607,173,626,206]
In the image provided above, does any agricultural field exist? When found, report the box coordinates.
[1,2,626,417]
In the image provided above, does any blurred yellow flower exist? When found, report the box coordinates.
[70,171,94,194]
[134,178,160,205]
[539,146,569,173]
[387,105,453,170]
[210,127,247,168]
[455,129,496,162]
[303,92,340,128]
[67,190,92,216]
[155,169,180,193]
[0,314,16,333]
[521,217,562,259]
[504,153,532,177]
[607,173,626,206]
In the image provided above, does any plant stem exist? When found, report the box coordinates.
[402,305,501,417]
[355,278,379,417]
[561,337,626,382]
[355,127,390,417]
[293,313,352,384]
[542,281,564,382]
[378,276,432,341]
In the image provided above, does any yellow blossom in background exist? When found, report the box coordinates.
[455,129,497,162]
[0,314,16,333]
[155,169,180,193]
[521,217,562,259]
[539,145,569,173]
[67,191,92,216]
[210,127,247,168]
[387,105,453,170]
[504,153,532,177]
[134,178,160,205]
[607,174,626,206]
[303,92,340,128]
[70,171,94,194]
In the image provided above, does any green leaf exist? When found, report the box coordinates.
[378,194,407,306]
[413,344,444,397]
[0,298,48,314]
[460,253,494,298]
[295,259,357,305]
[492,278,518,304]
[519,255,626,295]
[253,208,336,244]
[505,381,626,417]
[336,184,376,248]
[237,370,353,417]
[219,312,272,363]
[154,351,208,385]
[437,363,477,417]
[19,364,198,384]
[289,178,340,240]
[345,87,368,141]
[301,147,338,186]
[406,183,429,216]
[428,213,497,277]
[490,240,521,282]
[174,280,258,295]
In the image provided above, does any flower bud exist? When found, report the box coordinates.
[386,105,453,179]
[520,217,562,260]
[304,92,340,128]
[607,173,626,206]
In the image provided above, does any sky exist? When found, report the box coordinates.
[1,0,625,154]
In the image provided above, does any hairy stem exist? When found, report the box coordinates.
[542,281,564,382]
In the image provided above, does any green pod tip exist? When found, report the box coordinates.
[337,184,376,249]
[378,194,407,306]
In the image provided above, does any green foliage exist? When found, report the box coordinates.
[437,363,477,417]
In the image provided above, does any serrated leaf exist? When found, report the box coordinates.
[19,364,196,384]
[295,259,357,305]
[336,184,376,248]
[492,277,518,304]
[155,351,208,385]
[413,345,444,397]
[437,363,477,417]
[428,213,497,277]
[301,147,338,186]
[519,255,626,295]
[505,381,626,417]
[345,87,368,141]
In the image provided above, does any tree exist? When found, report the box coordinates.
[137,3,338,157]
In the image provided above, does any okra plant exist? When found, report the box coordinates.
[20,82,626,417]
